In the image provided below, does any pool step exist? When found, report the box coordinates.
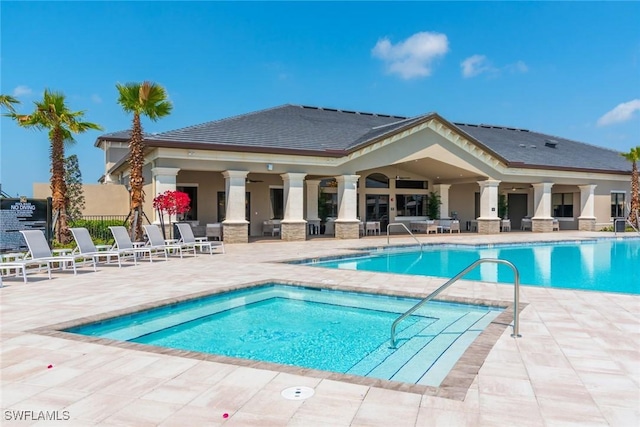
[349,311,493,386]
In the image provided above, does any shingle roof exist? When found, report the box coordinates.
[149,104,408,154]
[454,123,629,172]
[97,104,630,174]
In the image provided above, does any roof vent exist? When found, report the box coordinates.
[545,139,558,148]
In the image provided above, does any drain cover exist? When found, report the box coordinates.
[281,386,315,400]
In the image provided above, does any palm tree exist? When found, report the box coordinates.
[0,94,20,112]
[5,90,102,243]
[116,81,172,241]
[621,146,640,227]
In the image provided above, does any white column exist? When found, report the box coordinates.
[281,173,307,221]
[336,175,360,221]
[222,170,249,223]
[305,179,321,220]
[578,184,597,218]
[532,182,554,219]
[151,167,180,223]
[433,184,452,219]
[477,180,501,219]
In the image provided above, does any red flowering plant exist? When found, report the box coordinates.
[152,190,191,239]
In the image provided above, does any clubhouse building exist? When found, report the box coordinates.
[95,104,632,243]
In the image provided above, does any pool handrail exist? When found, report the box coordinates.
[390,258,521,348]
[386,223,423,251]
[614,216,639,236]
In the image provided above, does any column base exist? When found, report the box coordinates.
[578,217,596,231]
[476,218,501,234]
[221,222,248,244]
[335,220,360,239]
[281,221,307,241]
[532,218,553,233]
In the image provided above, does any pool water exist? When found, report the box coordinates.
[307,239,640,294]
[66,284,503,387]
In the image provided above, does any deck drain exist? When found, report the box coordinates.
[281,386,315,400]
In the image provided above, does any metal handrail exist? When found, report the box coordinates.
[614,216,640,236]
[390,258,521,348]
[386,223,423,251]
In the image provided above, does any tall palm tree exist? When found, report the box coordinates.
[621,146,640,227]
[0,94,20,112]
[116,81,172,240]
[5,90,102,243]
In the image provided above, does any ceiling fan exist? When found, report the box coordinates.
[394,175,411,180]
[246,178,264,184]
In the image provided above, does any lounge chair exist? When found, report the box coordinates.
[20,229,96,277]
[176,223,225,254]
[109,226,164,262]
[143,224,195,258]
[70,227,134,267]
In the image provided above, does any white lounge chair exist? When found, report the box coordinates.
[70,227,134,267]
[109,226,163,262]
[176,223,224,254]
[20,229,96,277]
[143,224,195,258]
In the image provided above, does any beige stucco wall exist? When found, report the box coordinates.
[33,183,130,215]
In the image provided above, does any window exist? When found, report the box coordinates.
[396,195,427,216]
[319,192,338,219]
[270,188,284,219]
[395,180,428,190]
[366,173,389,188]
[177,186,197,220]
[552,193,573,217]
[611,192,626,218]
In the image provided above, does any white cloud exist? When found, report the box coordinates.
[372,31,449,79]
[91,94,102,104]
[461,56,528,78]
[461,55,493,78]
[507,60,528,73]
[597,99,640,126]
[12,85,32,97]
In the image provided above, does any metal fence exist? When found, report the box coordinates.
[69,215,130,243]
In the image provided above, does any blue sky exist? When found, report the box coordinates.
[1,1,639,197]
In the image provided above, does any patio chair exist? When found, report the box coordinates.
[109,226,164,262]
[206,223,222,241]
[176,223,225,254]
[143,224,195,258]
[70,227,134,267]
[20,229,96,277]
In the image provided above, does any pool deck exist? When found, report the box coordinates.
[1,231,639,426]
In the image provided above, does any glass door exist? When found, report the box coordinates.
[366,194,389,230]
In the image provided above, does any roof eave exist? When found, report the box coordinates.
[507,161,630,175]
[144,140,347,157]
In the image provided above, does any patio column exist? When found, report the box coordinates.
[222,170,249,243]
[578,184,597,231]
[532,182,554,232]
[152,167,180,231]
[305,179,321,235]
[433,184,451,219]
[281,173,307,241]
[477,179,501,234]
[335,174,360,239]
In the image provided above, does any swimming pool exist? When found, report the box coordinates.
[65,284,505,387]
[301,238,640,294]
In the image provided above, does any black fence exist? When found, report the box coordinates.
[69,215,130,243]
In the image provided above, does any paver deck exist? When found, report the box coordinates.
[1,231,638,426]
